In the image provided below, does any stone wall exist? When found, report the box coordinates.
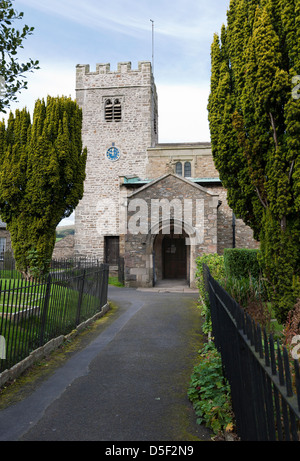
[206,186,259,253]
[145,144,259,254]
[146,143,218,179]
[52,234,75,260]
[124,174,219,288]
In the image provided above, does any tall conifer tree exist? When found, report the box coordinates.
[0,0,39,112]
[208,0,300,322]
[0,96,87,278]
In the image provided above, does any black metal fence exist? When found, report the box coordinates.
[0,262,109,373]
[50,256,101,272]
[203,263,300,441]
[0,251,19,279]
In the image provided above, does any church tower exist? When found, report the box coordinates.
[74,61,158,261]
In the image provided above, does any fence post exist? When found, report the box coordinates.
[118,257,124,285]
[103,264,109,306]
[76,269,85,326]
[39,274,52,347]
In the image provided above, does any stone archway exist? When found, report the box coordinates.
[148,219,192,286]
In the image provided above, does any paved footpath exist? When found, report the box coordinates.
[0,285,212,442]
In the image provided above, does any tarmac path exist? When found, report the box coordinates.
[0,283,212,442]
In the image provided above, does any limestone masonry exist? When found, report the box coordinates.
[74,61,259,288]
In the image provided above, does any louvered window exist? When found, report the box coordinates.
[105,99,122,122]
[113,99,122,121]
[105,99,113,121]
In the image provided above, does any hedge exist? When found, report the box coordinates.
[223,248,261,280]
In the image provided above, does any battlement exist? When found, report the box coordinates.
[76,60,155,92]
[76,61,152,75]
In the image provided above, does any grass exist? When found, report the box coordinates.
[0,278,46,313]
[0,273,105,372]
[0,270,22,280]
[0,275,101,312]
[108,276,124,287]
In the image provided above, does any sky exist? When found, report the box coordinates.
[4,0,230,225]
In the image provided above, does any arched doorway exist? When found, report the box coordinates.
[151,221,190,285]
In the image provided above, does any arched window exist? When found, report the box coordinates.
[105,99,122,122]
[175,162,182,176]
[184,161,191,177]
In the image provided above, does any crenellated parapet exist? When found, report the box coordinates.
[76,61,151,80]
[76,61,153,92]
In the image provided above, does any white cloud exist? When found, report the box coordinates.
[157,84,211,143]
[2,65,211,143]
[18,0,228,41]
[1,63,75,120]
[58,213,75,227]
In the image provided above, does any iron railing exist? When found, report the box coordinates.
[203,263,300,441]
[0,263,109,373]
[0,251,18,279]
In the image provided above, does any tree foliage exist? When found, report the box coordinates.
[0,0,39,112]
[0,96,87,279]
[208,0,300,322]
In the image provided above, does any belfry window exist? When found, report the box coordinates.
[105,99,113,121]
[175,162,182,176]
[105,99,122,122]
[184,162,191,178]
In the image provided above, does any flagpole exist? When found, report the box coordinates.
[150,19,154,76]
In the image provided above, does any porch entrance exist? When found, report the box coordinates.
[162,234,187,279]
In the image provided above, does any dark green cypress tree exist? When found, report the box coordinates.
[208,0,300,323]
[0,96,87,279]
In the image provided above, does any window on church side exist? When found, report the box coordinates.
[105,99,122,122]
[184,162,191,178]
[0,237,6,261]
[175,162,182,176]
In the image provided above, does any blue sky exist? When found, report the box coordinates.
[9,0,229,141]
[6,0,230,225]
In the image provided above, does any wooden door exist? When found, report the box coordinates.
[163,236,187,279]
[105,236,119,265]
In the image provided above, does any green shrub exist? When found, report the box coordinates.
[195,254,225,334]
[195,253,225,295]
[223,248,261,280]
[221,274,267,308]
[188,342,234,435]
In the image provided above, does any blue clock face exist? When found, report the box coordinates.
[106,146,120,162]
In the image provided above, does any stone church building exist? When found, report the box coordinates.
[74,61,259,288]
